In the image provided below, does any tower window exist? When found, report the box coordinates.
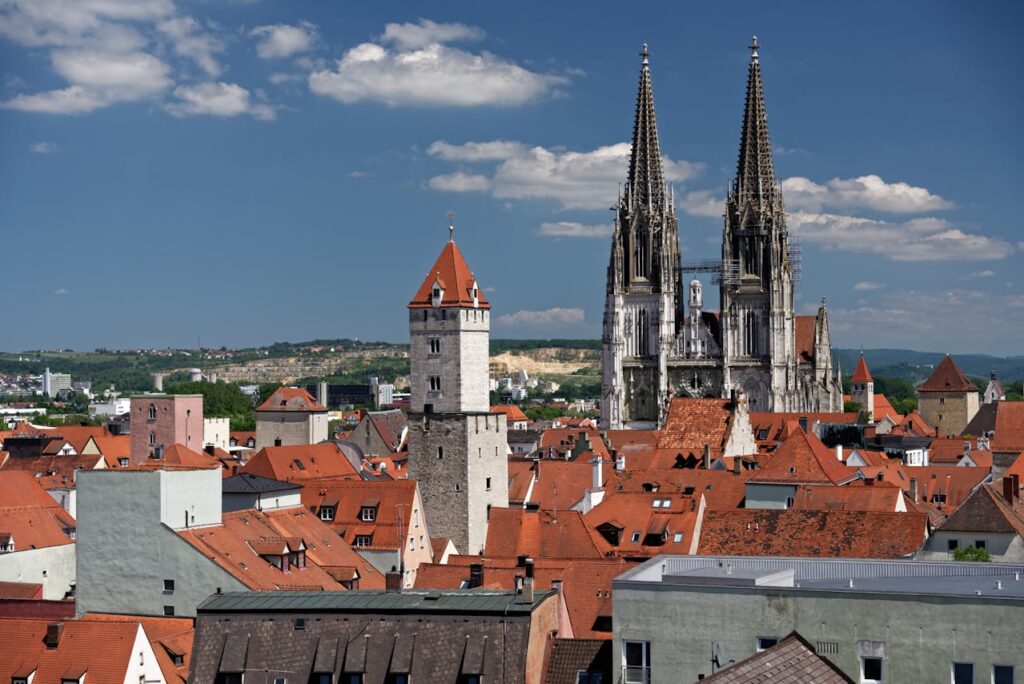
[148,403,157,420]
[437,446,443,459]
[429,338,441,354]
[429,376,442,391]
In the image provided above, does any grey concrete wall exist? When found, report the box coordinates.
[256,410,325,450]
[0,543,75,600]
[744,483,795,509]
[77,469,245,617]
[921,531,1024,563]
[613,582,1024,683]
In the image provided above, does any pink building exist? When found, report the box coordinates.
[129,394,204,463]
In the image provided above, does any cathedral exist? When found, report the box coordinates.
[601,40,843,429]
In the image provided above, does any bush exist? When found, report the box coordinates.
[954,545,991,562]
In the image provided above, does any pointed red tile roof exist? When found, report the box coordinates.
[919,355,975,393]
[408,239,489,309]
[256,387,326,412]
[749,425,848,485]
[851,354,873,383]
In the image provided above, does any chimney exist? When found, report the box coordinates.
[798,417,808,434]
[702,445,711,470]
[44,622,63,648]
[551,578,563,595]
[1004,477,1015,505]
[732,457,741,475]
[591,455,603,491]
[835,444,843,462]
[385,569,402,592]
[1011,474,1021,500]
[909,477,918,503]
[468,562,483,589]
[205,444,215,456]
[521,576,535,603]
[524,556,535,580]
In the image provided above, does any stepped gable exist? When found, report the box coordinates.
[919,355,975,393]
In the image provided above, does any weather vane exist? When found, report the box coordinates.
[447,209,455,241]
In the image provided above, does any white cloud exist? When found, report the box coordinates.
[427,172,491,192]
[166,82,275,120]
[426,139,702,210]
[853,281,883,291]
[537,221,612,239]
[268,72,303,85]
[427,140,526,161]
[495,307,585,328]
[678,190,722,217]
[31,141,59,154]
[0,0,172,50]
[380,18,484,50]
[828,289,1024,354]
[156,16,223,76]
[309,21,567,107]
[250,21,318,59]
[782,174,953,213]
[789,212,1013,262]
[53,288,69,295]
[4,49,172,113]
[964,269,995,279]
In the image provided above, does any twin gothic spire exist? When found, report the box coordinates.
[625,43,669,215]
[732,36,779,207]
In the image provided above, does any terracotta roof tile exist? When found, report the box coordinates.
[657,398,733,454]
[241,443,360,482]
[408,239,489,309]
[83,614,195,683]
[610,469,750,509]
[919,355,975,393]
[484,508,604,559]
[257,387,327,412]
[992,401,1024,453]
[298,479,417,551]
[0,619,144,684]
[491,404,530,424]
[585,491,701,558]
[795,316,816,363]
[545,639,612,684]
[697,509,927,558]
[851,354,873,383]
[749,427,849,485]
[791,484,902,512]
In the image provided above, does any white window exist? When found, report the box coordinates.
[623,640,651,684]
[630,531,641,543]
[320,506,335,521]
[673,532,683,543]
[757,636,779,652]
[861,656,883,683]
[354,535,372,547]
[360,507,376,522]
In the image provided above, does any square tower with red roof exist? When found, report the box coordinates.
[406,226,509,555]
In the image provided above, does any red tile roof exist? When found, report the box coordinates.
[0,619,144,684]
[992,401,1024,453]
[298,479,418,551]
[408,238,489,309]
[177,506,383,590]
[749,412,858,452]
[0,472,75,550]
[851,354,873,383]
[749,427,849,485]
[256,387,327,412]
[538,429,611,461]
[584,491,701,558]
[919,355,975,392]
[795,315,816,363]
[791,484,902,512]
[520,459,603,511]
[484,508,604,559]
[0,581,42,599]
[414,557,572,592]
[83,613,195,684]
[491,404,530,424]
[610,469,751,509]
[872,394,900,423]
[241,443,360,482]
[559,559,638,639]
[657,398,733,456]
[697,509,927,558]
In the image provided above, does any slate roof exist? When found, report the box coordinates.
[198,589,551,614]
[256,387,327,412]
[408,238,489,309]
[545,639,612,684]
[697,509,928,558]
[700,632,852,683]
[222,472,300,494]
[919,355,975,393]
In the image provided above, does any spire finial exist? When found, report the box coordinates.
[640,42,649,66]
[749,35,759,61]
[447,209,455,241]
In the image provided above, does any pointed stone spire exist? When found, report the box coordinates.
[627,42,666,214]
[734,35,777,204]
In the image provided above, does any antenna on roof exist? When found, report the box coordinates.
[447,209,455,242]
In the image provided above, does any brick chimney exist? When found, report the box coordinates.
[44,622,63,648]
[468,562,483,589]
[1004,477,1015,505]
[909,477,918,503]
[385,569,402,592]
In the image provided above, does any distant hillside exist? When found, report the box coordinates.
[834,349,1024,384]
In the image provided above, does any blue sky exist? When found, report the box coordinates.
[1,1,1021,355]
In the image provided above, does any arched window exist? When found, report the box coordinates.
[148,403,157,420]
[636,309,649,356]
[634,229,648,279]
[149,432,156,446]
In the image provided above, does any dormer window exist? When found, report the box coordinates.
[360,506,377,522]
[354,535,372,547]
[320,505,335,521]
[430,280,445,308]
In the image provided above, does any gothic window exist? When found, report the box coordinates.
[634,229,648,279]
[148,403,157,420]
[428,376,441,391]
[635,309,649,356]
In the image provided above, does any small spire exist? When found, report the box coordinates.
[749,35,759,61]
[640,42,649,66]
[447,209,455,242]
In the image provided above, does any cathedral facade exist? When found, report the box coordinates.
[601,41,843,429]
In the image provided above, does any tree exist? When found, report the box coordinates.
[954,545,991,562]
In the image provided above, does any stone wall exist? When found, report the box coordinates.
[920,391,980,437]
[255,410,326,450]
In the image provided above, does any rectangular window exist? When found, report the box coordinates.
[385,675,409,684]
[623,640,651,684]
[214,675,242,684]
[862,656,883,683]
[757,636,778,652]
[310,676,331,684]
[344,675,364,684]
[320,506,335,521]
[429,339,441,354]
[355,535,372,547]
[947,539,959,552]
[274,678,286,684]
[409,537,415,551]
[673,532,683,543]
[993,665,1014,684]
[952,663,974,684]
[294,618,306,630]
[361,507,377,522]
[429,376,441,391]
[576,673,604,684]
[486,477,492,490]
[974,539,986,550]
[163,605,175,616]
[630,531,641,543]
[163,579,174,594]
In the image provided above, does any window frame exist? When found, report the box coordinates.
[320,506,335,521]
[622,640,651,684]
[756,636,779,652]
[952,662,974,684]
[993,665,1014,684]
[861,655,883,683]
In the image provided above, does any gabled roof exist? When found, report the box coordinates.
[938,483,1024,537]
[697,509,927,558]
[0,580,42,599]
[851,354,873,383]
[611,468,751,509]
[408,238,489,309]
[701,632,853,683]
[176,506,384,590]
[160,443,223,468]
[791,484,902,512]
[545,639,612,684]
[366,409,407,453]
[83,613,195,684]
[795,316,817,363]
[749,412,858,450]
[657,398,732,455]
[519,458,599,511]
[538,428,611,461]
[0,619,144,684]
[584,491,700,558]
[992,401,1024,453]
[0,471,76,550]
[256,387,327,412]
[491,404,530,424]
[241,443,360,482]
[748,427,848,485]
[484,508,604,559]
[919,355,975,393]
[298,479,418,551]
